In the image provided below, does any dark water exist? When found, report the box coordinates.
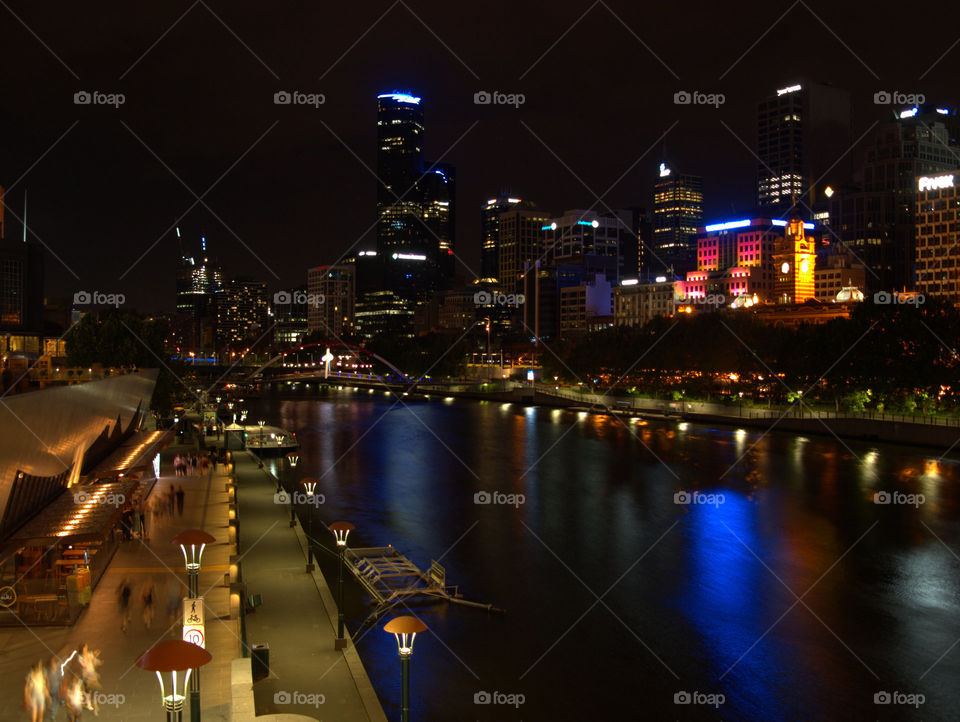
[259,388,960,721]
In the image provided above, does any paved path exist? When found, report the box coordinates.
[231,448,386,722]
[0,439,237,721]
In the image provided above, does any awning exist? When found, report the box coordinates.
[6,478,140,546]
[85,428,174,479]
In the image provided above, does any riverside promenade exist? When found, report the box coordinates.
[228,446,386,722]
[0,437,237,721]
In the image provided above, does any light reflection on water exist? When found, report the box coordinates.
[260,389,960,721]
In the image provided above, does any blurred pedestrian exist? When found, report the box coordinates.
[167,486,175,515]
[45,657,62,720]
[64,676,83,722]
[165,580,183,626]
[117,578,132,632]
[140,579,155,630]
[24,660,48,722]
[176,486,185,516]
[77,644,101,714]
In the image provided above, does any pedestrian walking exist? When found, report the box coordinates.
[139,499,148,540]
[140,579,155,630]
[64,676,83,722]
[176,485,185,516]
[45,657,62,720]
[117,578,132,632]
[24,660,48,722]
[165,580,183,626]
[77,644,101,714]
[167,486,176,515]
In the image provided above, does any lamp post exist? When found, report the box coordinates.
[383,616,428,722]
[284,452,299,493]
[171,530,216,721]
[739,391,744,416]
[301,478,317,572]
[330,521,354,649]
[137,640,211,722]
[257,420,265,468]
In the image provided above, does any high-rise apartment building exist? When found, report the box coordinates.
[542,209,623,283]
[0,188,44,338]
[215,277,268,348]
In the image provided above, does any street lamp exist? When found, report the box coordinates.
[171,530,216,598]
[137,640,211,722]
[330,521,355,650]
[739,391,744,416]
[171,529,216,722]
[301,478,317,572]
[283,451,299,493]
[257,419,265,468]
[383,616,428,722]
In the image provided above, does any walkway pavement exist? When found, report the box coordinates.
[0,437,237,721]
[230,447,386,722]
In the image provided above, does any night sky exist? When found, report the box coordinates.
[0,1,955,310]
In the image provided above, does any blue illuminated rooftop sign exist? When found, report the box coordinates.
[378,93,421,104]
[704,218,815,232]
[704,219,751,232]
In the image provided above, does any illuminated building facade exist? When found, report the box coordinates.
[772,218,816,303]
[829,106,959,292]
[307,264,355,338]
[757,82,851,216]
[355,290,414,340]
[480,195,539,280]
[613,279,676,327]
[681,218,797,303]
[272,285,308,346]
[916,171,960,302]
[814,245,867,302]
[420,163,456,279]
[542,209,622,283]
[376,92,425,258]
[497,207,550,294]
[175,235,222,351]
[215,276,268,347]
[651,162,702,277]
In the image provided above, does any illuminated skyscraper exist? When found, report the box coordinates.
[420,163,456,279]
[480,195,539,281]
[651,161,703,278]
[829,106,959,292]
[376,92,424,258]
[0,189,44,337]
[756,82,851,216]
[175,234,223,351]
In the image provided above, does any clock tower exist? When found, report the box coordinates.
[773,217,816,303]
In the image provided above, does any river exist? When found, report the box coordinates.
[257,387,960,721]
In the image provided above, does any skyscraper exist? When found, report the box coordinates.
[175,234,223,352]
[215,276,268,348]
[376,92,424,259]
[496,206,550,293]
[651,161,703,278]
[756,82,852,217]
[372,91,454,307]
[420,163,456,280]
[481,195,539,281]
[829,106,960,292]
[0,189,44,340]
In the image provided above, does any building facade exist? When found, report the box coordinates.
[756,81,852,216]
[307,264,355,338]
[916,171,960,303]
[651,162,703,277]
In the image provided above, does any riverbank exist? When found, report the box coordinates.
[415,385,960,452]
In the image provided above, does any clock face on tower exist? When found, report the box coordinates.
[781,261,790,274]
[800,259,809,274]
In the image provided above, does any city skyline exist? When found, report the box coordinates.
[0,2,957,310]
